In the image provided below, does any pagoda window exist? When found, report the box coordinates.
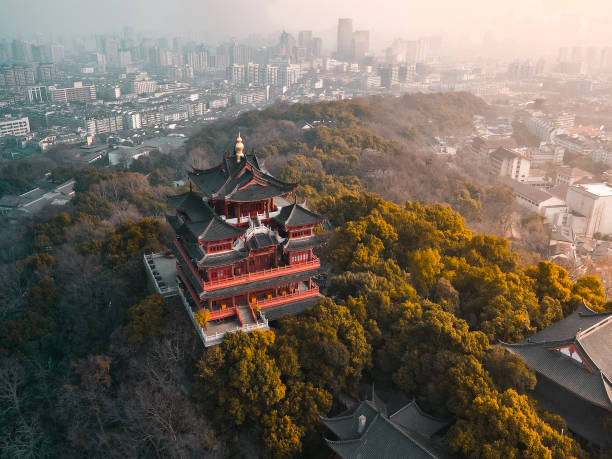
[207,242,232,253]
[291,252,309,264]
[290,228,312,238]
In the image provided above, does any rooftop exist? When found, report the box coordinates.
[321,397,445,459]
[502,302,612,411]
[572,182,612,197]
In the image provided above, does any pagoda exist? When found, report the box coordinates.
[167,133,328,346]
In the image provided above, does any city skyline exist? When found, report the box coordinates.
[2,0,612,58]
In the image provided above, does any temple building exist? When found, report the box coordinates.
[166,133,328,346]
[503,302,612,447]
[321,390,447,458]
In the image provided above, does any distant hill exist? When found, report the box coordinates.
[187,92,491,209]
[188,92,490,159]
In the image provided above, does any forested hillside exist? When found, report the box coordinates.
[0,93,607,457]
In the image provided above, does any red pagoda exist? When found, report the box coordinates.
[167,133,328,345]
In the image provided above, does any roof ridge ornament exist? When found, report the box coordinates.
[235,131,244,162]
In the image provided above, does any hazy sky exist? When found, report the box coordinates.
[2,0,612,57]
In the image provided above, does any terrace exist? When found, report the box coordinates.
[173,237,321,291]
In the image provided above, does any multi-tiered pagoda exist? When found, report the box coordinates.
[167,134,328,345]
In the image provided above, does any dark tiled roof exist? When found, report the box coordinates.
[520,303,611,344]
[248,233,277,249]
[389,401,448,438]
[198,250,249,268]
[262,295,321,321]
[490,146,520,161]
[167,191,214,222]
[188,152,296,202]
[532,375,612,447]
[186,218,245,242]
[274,203,325,228]
[167,191,245,242]
[502,303,612,410]
[283,234,329,251]
[322,401,439,459]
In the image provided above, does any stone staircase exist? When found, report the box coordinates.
[237,305,255,325]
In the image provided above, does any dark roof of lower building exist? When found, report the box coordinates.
[167,191,246,242]
[322,400,440,459]
[168,191,214,222]
[389,401,448,439]
[283,234,329,251]
[197,249,249,268]
[502,303,612,410]
[262,295,321,321]
[189,152,297,202]
[186,218,245,242]
[274,203,325,228]
[248,233,278,250]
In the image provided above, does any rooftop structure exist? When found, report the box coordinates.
[503,303,612,447]
[166,133,328,346]
[321,394,447,458]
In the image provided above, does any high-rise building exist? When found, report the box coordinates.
[0,116,30,138]
[10,65,35,86]
[25,86,49,104]
[32,45,52,63]
[85,114,124,136]
[415,38,429,63]
[119,50,132,67]
[279,64,300,87]
[278,31,297,59]
[260,65,278,86]
[227,64,245,85]
[50,44,64,63]
[230,43,253,66]
[352,30,370,60]
[337,18,353,60]
[12,40,33,63]
[379,65,399,88]
[247,63,260,85]
[311,37,323,58]
[49,82,97,103]
[298,31,313,49]
[186,49,208,73]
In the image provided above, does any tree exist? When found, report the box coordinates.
[261,411,304,458]
[447,389,585,459]
[484,345,536,394]
[524,261,572,305]
[197,330,285,426]
[72,191,113,219]
[277,298,371,392]
[194,309,210,328]
[124,294,165,343]
[409,248,442,296]
[571,275,608,313]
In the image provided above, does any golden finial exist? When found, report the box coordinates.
[235,131,244,162]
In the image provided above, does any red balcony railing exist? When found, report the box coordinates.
[209,306,238,321]
[204,258,320,291]
[175,238,320,292]
[250,286,319,310]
